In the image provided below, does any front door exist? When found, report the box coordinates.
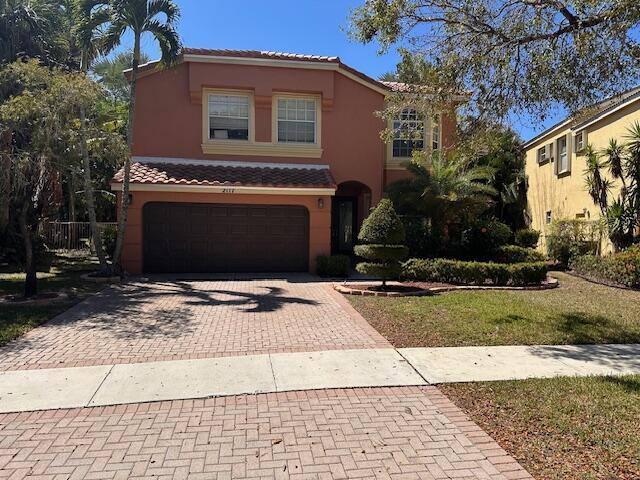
[331,197,357,254]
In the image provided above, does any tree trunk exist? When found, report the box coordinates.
[68,171,76,222]
[111,34,140,273]
[79,51,109,272]
[18,199,37,298]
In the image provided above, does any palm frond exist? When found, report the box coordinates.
[144,18,180,66]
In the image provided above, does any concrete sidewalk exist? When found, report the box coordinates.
[1,344,639,413]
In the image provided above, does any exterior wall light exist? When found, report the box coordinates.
[317,198,324,209]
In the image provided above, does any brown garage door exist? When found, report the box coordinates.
[143,203,309,273]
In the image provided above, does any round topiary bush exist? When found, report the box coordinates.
[354,199,408,287]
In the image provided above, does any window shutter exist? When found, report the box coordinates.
[545,143,552,161]
[553,140,559,175]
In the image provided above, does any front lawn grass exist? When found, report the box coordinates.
[441,375,640,479]
[348,272,640,347]
[0,252,104,346]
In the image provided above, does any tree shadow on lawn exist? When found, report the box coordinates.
[489,311,640,344]
[557,312,640,345]
[601,375,640,394]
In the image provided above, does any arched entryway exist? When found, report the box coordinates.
[331,181,372,255]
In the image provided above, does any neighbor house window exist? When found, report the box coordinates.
[393,109,424,157]
[431,114,440,150]
[208,94,249,141]
[546,211,552,224]
[574,130,587,152]
[537,146,547,163]
[557,136,568,173]
[277,97,317,143]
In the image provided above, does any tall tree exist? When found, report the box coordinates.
[0,0,75,66]
[73,0,113,271]
[0,60,102,296]
[350,1,640,119]
[87,0,181,273]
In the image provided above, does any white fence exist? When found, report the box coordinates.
[41,222,117,251]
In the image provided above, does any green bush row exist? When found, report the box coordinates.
[494,245,546,264]
[401,258,548,286]
[570,252,640,288]
[316,254,351,277]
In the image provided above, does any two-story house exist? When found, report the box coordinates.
[110,48,457,274]
[524,87,640,254]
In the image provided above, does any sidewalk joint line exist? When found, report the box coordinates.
[86,364,115,407]
[395,348,431,385]
[267,353,279,392]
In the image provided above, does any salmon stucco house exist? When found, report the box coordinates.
[111,48,457,274]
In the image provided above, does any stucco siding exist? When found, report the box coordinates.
[525,100,640,253]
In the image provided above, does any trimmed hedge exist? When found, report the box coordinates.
[515,228,540,248]
[401,258,548,286]
[316,255,351,277]
[570,252,640,288]
[494,245,546,264]
[354,244,409,262]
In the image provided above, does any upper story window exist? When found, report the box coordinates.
[393,109,424,158]
[537,146,547,163]
[574,130,587,153]
[208,94,249,141]
[277,97,317,144]
[557,135,569,173]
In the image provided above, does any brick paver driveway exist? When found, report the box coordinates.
[0,387,530,479]
[0,276,389,371]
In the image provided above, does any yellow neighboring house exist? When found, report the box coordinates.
[524,87,640,253]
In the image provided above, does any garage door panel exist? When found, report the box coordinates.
[143,202,309,273]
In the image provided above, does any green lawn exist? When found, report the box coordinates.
[0,252,104,346]
[442,375,640,480]
[348,272,640,347]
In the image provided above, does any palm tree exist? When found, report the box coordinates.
[83,0,181,273]
[92,50,149,102]
[387,151,497,246]
[73,0,113,272]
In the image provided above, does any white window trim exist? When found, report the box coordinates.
[202,88,255,145]
[390,109,427,160]
[556,136,570,174]
[386,109,443,168]
[271,93,322,146]
[431,114,441,151]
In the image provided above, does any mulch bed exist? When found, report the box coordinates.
[0,291,68,306]
[336,277,559,296]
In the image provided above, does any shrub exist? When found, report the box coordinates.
[461,219,512,260]
[316,254,351,277]
[355,199,408,286]
[515,228,540,248]
[400,215,440,258]
[401,258,548,286]
[101,225,117,259]
[547,219,601,268]
[571,251,640,288]
[494,245,546,263]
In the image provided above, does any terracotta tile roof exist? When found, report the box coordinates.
[112,162,336,189]
[182,48,340,64]
[380,81,413,92]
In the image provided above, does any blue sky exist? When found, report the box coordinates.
[134,0,561,142]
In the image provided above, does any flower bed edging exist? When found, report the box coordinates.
[335,277,559,297]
